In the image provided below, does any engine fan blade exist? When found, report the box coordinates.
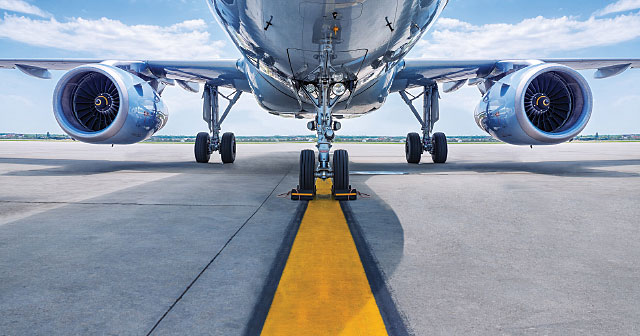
[524,72,573,133]
[72,73,120,132]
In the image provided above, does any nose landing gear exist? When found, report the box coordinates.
[291,44,357,201]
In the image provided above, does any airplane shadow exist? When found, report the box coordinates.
[0,152,298,176]
[350,159,640,178]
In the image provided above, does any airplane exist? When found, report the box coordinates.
[1,0,639,198]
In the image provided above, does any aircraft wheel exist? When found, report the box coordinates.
[299,149,316,191]
[333,149,349,191]
[195,132,211,163]
[405,132,422,164]
[220,132,236,163]
[431,132,448,164]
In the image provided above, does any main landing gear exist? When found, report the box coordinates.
[195,84,242,164]
[399,84,448,164]
[291,44,357,201]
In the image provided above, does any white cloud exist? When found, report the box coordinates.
[0,0,50,18]
[418,13,640,59]
[0,14,226,59]
[0,93,34,107]
[596,0,640,17]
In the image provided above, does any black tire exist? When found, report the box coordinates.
[220,132,236,164]
[431,132,448,164]
[299,149,316,191]
[405,132,422,164]
[195,132,211,163]
[333,149,349,191]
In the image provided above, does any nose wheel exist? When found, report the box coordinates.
[332,149,357,200]
[291,150,316,201]
[292,149,356,201]
[333,149,349,191]
[299,149,316,191]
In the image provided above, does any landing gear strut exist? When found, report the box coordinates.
[399,84,448,164]
[195,84,242,163]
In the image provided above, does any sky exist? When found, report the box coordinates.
[0,0,639,136]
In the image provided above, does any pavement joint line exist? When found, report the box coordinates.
[146,171,290,336]
[0,200,257,207]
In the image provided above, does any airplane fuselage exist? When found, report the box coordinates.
[208,0,448,118]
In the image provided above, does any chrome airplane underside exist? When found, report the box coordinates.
[213,0,447,118]
[1,0,639,199]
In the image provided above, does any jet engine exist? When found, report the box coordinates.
[474,63,592,145]
[53,64,168,144]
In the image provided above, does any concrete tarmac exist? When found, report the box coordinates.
[1,141,639,335]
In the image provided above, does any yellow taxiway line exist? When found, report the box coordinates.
[261,179,388,335]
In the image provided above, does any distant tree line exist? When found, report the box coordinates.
[2,133,638,143]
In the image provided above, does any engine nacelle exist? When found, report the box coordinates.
[474,63,592,145]
[53,64,168,144]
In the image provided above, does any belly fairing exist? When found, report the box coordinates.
[210,0,448,116]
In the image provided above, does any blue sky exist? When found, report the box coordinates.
[0,0,639,136]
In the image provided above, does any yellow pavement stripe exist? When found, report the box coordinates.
[261,180,388,335]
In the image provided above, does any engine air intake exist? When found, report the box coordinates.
[53,64,168,144]
[474,63,593,145]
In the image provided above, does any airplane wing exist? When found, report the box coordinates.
[0,59,251,92]
[393,59,640,92]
